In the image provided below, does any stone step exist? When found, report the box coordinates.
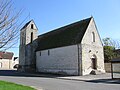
[90,70,103,75]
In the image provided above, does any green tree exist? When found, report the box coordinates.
[104,46,115,62]
[103,38,120,62]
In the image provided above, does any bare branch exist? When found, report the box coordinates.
[0,0,24,50]
[103,37,120,49]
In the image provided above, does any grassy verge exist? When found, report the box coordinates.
[0,80,35,90]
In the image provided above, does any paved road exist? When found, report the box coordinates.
[0,70,120,90]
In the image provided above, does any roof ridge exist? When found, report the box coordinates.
[39,17,92,37]
[36,17,92,51]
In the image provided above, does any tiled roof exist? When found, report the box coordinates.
[0,51,14,59]
[36,17,92,51]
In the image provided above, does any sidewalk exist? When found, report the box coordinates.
[56,73,112,81]
[23,72,114,81]
[56,73,120,84]
[17,71,120,82]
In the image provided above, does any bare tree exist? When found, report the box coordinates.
[0,0,22,51]
[103,37,120,49]
[109,39,120,49]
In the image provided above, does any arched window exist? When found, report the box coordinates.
[92,32,95,42]
[31,32,33,43]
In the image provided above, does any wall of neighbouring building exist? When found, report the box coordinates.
[0,58,19,70]
[112,63,120,73]
[0,59,12,69]
[105,62,120,73]
[104,63,111,72]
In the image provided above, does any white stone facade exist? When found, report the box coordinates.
[36,45,80,75]
[36,18,105,75]
[81,18,105,75]
[19,17,105,75]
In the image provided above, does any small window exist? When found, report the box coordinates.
[48,50,50,56]
[31,32,33,43]
[40,51,41,56]
[0,62,2,68]
[21,32,24,45]
[31,24,34,29]
[21,36,23,45]
[92,32,95,42]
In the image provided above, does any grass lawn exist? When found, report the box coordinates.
[0,80,35,90]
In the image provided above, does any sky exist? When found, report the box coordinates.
[8,0,120,56]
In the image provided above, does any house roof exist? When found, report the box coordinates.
[115,49,120,55]
[0,51,14,59]
[111,57,120,63]
[36,17,92,51]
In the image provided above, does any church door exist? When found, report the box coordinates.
[91,58,97,69]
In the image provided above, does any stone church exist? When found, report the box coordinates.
[19,17,105,75]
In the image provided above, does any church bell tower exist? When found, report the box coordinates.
[19,20,38,72]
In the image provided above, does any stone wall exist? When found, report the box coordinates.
[81,18,105,75]
[113,63,120,73]
[19,20,38,72]
[25,40,38,72]
[104,63,111,72]
[36,45,81,75]
[105,62,120,73]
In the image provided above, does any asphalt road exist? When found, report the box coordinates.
[0,70,120,90]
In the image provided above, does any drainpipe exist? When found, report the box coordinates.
[77,44,83,76]
[77,44,80,75]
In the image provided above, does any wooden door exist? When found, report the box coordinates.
[92,58,97,69]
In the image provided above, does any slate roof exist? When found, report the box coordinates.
[21,20,32,30]
[36,17,92,51]
[0,51,14,59]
